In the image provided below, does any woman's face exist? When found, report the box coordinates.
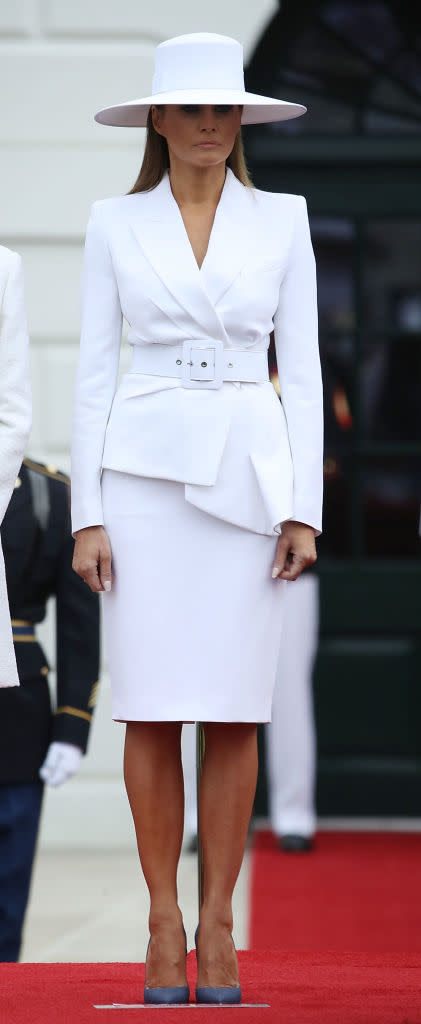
[151,104,242,169]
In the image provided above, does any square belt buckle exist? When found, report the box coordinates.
[181,339,224,389]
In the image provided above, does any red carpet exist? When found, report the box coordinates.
[2,954,421,1023]
[3,832,421,1022]
[250,830,421,952]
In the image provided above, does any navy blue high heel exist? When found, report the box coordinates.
[144,932,190,1005]
[195,926,242,1005]
[144,985,190,1005]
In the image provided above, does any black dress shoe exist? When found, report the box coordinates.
[278,834,314,853]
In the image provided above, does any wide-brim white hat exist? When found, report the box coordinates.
[94,32,306,128]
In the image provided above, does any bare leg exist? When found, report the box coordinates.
[124,721,187,988]
[197,722,258,987]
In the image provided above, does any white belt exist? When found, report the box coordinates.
[129,340,269,390]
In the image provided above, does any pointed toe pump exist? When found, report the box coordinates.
[144,985,190,1005]
[143,933,190,1005]
[196,984,242,1005]
[194,926,242,1005]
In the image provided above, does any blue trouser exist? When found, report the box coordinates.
[0,782,43,961]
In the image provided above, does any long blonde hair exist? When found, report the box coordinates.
[128,107,253,194]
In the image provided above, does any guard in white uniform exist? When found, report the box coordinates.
[266,572,319,850]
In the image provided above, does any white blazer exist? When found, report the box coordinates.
[71,169,323,538]
[0,246,32,687]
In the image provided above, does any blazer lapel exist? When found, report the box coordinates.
[129,173,229,342]
[200,169,260,309]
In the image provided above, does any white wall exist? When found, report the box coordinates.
[1,0,277,848]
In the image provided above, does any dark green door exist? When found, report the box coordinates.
[251,156,421,816]
[245,0,421,817]
[312,187,421,815]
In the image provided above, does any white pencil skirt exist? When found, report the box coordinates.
[101,469,285,723]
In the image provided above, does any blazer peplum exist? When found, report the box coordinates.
[0,246,32,687]
[71,169,323,538]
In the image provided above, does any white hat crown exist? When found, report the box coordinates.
[94,31,306,127]
[152,33,245,95]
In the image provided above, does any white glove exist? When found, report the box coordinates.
[39,741,83,787]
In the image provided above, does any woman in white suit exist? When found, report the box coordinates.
[72,33,323,1004]
[0,247,31,689]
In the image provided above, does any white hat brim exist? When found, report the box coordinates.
[94,89,306,127]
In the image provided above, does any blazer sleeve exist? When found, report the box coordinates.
[0,252,32,524]
[71,203,122,535]
[273,196,324,535]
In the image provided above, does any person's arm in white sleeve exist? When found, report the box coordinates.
[71,203,122,536]
[273,196,323,536]
[0,251,32,524]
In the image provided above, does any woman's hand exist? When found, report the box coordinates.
[271,522,317,582]
[72,525,113,593]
